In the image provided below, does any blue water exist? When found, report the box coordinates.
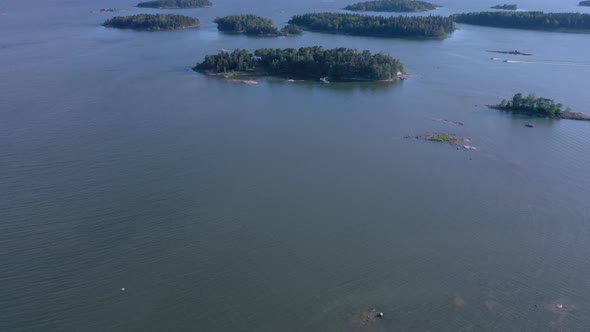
[2,0,590,331]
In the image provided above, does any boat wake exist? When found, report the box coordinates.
[492,58,590,67]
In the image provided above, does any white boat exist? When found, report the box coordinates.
[320,77,330,84]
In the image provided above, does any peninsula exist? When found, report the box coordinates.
[103,14,200,31]
[137,0,212,9]
[281,24,304,36]
[488,93,590,121]
[344,0,438,12]
[491,4,517,10]
[194,47,405,81]
[289,13,455,38]
[579,1,590,6]
[453,12,590,32]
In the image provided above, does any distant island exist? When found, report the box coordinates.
[579,1,590,6]
[103,14,200,31]
[344,0,438,12]
[215,15,295,36]
[96,8,127,13]
[491,4,517,10]
[488,93,590,121]
[194,47,405,81]
[453,12,590,32]
[137,0,212,9]
[488,50,532,56]
[215,15,303,37]
[289,13,455,38]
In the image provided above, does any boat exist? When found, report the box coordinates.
[525,123,534,128]
[320,77,330,84]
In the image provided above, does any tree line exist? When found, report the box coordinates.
[453,11,590,30]
[103,14,200,31]
[194,47,405,81]
[344,0,437,12]
[288,13,455,38]
[137,0,212,9]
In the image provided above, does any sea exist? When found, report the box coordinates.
[2,0,590,331]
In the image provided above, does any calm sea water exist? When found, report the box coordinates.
[2,0,590,331]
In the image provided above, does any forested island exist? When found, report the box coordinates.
[491,4,517,10]
[103,14,200,31]
[194,47,405,81]
[579,1,590,6]
[344,0,438,12]
[489,93,590,121]
[214,15,283,36]
[137,0,212,9]
[214,15,277,35]
[289,13,455,38]
[453,12,590,31]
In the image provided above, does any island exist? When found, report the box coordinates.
[488,93,590,121]
[579,1,590,6]
[214,15,281,36]
[405,133,476,149]
[137,0,212,9]
[96,8,127,13]
[488,50,532,55]
[344,0,438,12]
[103,14,200,31]
[288,13,455,38]
[453,12,590,32]
[491,4,517,10]
[194,47,406,81]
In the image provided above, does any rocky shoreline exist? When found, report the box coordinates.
[200,70,402,83]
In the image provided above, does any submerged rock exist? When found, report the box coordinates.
[349,307,385,330]
[432,118,464,126]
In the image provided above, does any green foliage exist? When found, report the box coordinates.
[288,13,455,38]
[580,1,590,6]
[214,15,281,36]
[137,0,212,8]
[344,0,437,12]
[281,24,304,35]
[428,134,456,143]
[103,14,200,31]
[196,49,253,73]
[453,12,590,31]
[500,93,563,116]
[490,4,517,10]
[194,47,405,81]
